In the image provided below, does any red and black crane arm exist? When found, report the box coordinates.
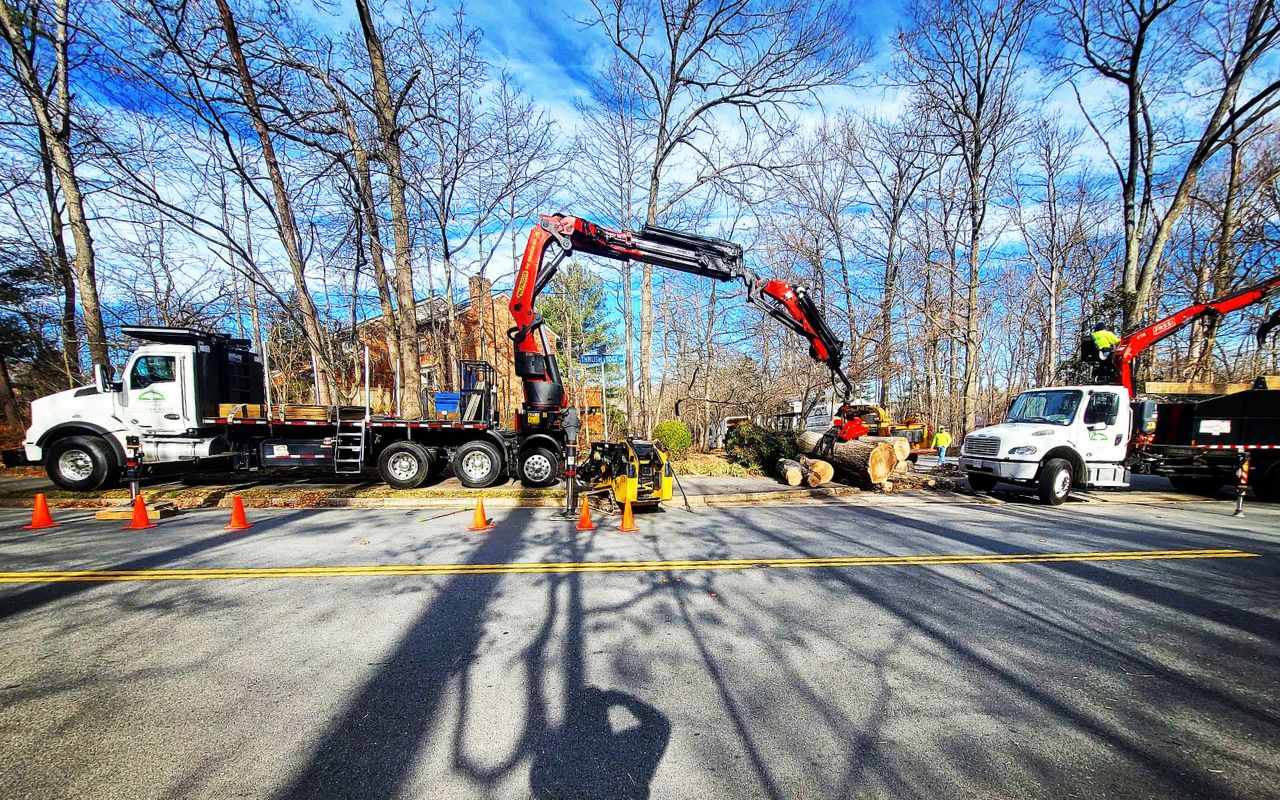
[508,213,854,410]
[1110,272,1280,393]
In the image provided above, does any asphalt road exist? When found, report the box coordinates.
[0,493,1277,800]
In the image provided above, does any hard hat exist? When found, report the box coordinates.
[938,425,947,431]
[1093,323,1107,332]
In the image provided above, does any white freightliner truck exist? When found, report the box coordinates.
[959,277,1280,505]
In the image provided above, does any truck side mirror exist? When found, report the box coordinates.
[93,364,111,394]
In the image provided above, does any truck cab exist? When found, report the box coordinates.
[959,385,1133,505]
[24,327,259,489]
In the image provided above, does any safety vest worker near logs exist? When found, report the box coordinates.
[932,427,953,463]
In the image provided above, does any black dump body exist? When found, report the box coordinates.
[122,326,264,416]
[1153,388,1279,449]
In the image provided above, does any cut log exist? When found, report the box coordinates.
[862,436,911,462]
[797,455,834,486]
[776,458,805,487]
[797,431,897,486]
[893,459,911,475]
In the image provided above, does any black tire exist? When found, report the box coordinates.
[377,441,433,489]
[967,472,998,492]
[45,435,118,491]
[1168,474,1224,497]
[452,440,504,489]
[519,447,561,488]
[1038,458,1073,506]
[1251,462,1279,503]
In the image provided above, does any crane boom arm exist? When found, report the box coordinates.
[1111,272,1280,393]
[509,214,853,412]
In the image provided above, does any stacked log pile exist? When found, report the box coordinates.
[775,455,835,487]
[796,431,903,488]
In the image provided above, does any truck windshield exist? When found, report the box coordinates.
[1005,390,1082,426]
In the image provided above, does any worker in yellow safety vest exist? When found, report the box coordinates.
[932,426,952,464]
[1092,323,1120,357]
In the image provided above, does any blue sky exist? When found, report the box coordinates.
[465,0,908,126]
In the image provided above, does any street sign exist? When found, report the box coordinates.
[579,353,624,365]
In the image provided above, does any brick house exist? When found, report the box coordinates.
[357,276,558,421]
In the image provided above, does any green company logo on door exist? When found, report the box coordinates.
[138,388,167,412]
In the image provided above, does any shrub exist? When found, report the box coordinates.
[723,421,796,470]
[652,419,693,458]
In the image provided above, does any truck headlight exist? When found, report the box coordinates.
[1009,446,1038,456]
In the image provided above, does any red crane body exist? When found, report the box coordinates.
[1107,273,1280,394]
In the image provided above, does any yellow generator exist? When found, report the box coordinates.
[577,438,674,511]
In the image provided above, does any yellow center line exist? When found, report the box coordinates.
[0,548,1257,583]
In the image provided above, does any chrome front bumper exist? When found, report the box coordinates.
[959,456,1039,482]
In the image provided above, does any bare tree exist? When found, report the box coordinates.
[354,0,423,417]
[846,113,937,405]
[583,0,863,432]
[0,0,107,371]
[1056,0,1280,327]
[899,0,1035,431]
[211,0,332,403]
[1009,120,1109,384]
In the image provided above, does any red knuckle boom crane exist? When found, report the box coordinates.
[1101,272,1280,393]
[507,213,854,427]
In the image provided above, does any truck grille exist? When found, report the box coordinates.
[963,435,1000,458]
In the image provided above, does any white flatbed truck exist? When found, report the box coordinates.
[20,327,566,491]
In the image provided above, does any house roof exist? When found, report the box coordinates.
[357,290,513,329]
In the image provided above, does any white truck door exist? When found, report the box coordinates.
[1080,389,1130,463]
[124,348,192,435]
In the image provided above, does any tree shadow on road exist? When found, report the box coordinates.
[275,511,673,800]
[529,686,670,800]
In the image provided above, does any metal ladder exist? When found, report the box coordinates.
[334,413,365,474]
[333,344,372,475]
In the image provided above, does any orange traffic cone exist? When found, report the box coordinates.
[122,495,158,530]
[225,495,252,530]
[618,500,639,533]
[575,496,596,531]
[467,497,494,531]
[22,493,60,530]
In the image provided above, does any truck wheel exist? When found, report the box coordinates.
[1253,462,1279,503]
[1168,475,1223,497]
[519,447,561,488]
[1038,458,1073,506]
[45,435,118,491]
[377,441,433,489]
[967,472,998,492]
[453,440,504,488]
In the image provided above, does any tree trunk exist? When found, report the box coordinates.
[621,261,635,433]
[797,454,835,485]
[330,82,402,391]
[0,0,107,373]
[355,0,421,417]
[776,458,805,487]
[36,128,79,387]
[214,0,331,404]
[879,226,898,406]
[861,435,911,462]
[0,356,21,424]
[797,431,897,486]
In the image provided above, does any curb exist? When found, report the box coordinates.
[0,485,869,511]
